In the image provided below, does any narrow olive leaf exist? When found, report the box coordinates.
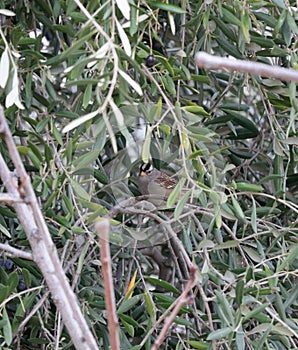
[6,72,24,109]
[148,98,162,122]
[2,308,12,346]
[241,11,251,43]
[142,127,153,163]
[129,4,137,35]
[174,190,191,219]
[0,48,9,89]
[0,9,15,16]
[77,241,89,275]
[117,294,143,314]
[125,270,138,299]
[215,290,234,326]
[115,0,130,19]
[163,73,176,94]
[221,7,242,27]
[231,195,247,224]
[0,223,11,238]
[182,105,211,117]
[212,240,240,250]
[242,246,262,263]
[145,292,156,322]
[62,110,98,133]
[235,279,244,307]
[185,340,210,350]
[276,243,298,272]
[243,303,270,322]
[72,150,100,171]
[83,83,92,108]
[70,179,90,201]
[122,14,149,29]
[119,316,134,337]
[156,55,175,76]
[235,182,264,192]
[130,346,142,350]
[215,209,222,228]
[251,196,257,234]
[168,13,175,35]
[182,131,190,150]
[115,18,131,57]
[207,327,233,341]
[109,98,133,145]
[167,178,186,208]
[284,285,298,309]
[119,69,143,96]
[150,2,186,14]
[235,325,245,350]
[145,277,180,293]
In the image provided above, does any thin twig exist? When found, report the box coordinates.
[95,219,120,350]
[0,243,33,260]
[151,265,198,350]
[195,52,298,82]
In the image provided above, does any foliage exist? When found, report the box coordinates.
[0,0,297,349]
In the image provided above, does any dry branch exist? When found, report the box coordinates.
[195,52,298,82]
[95,219,120,350]
[151,265,198,350]
[0,106,99,350]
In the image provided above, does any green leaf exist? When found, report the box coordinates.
[276,244,298,272]
[182,105,211,117]
[185,340,210,349]
[72,150,100,171]
[251,197,257,234]
[0,284,9,304]
[145,277,180,294]
[231,195,247,224]
[221,7,242,27]
[242,303,270,322]
[167,178,185,208]
[119,316,135,337]
[215,290,235,326]
[2,308,12,345]
[207,327,233,341]
[149,1,186,14]
[212,240,240,250]
[234,182,264,192]
[8,271,19,293]
[145,292,156,322]
[117,294,143,314]
[235,279,244,307]
[70,179,90,200]
[142,127,153,163]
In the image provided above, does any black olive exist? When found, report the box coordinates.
[146,55,158,67]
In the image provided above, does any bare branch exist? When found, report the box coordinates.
[151,266,198,350]
[0,243,33,260]
[195,52,298,82]
[95,219,120,350]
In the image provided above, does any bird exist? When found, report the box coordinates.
[137,162,178,206]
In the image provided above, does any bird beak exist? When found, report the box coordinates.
[140,171,146,176]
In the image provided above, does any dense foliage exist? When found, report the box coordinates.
[0,0,297,349]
